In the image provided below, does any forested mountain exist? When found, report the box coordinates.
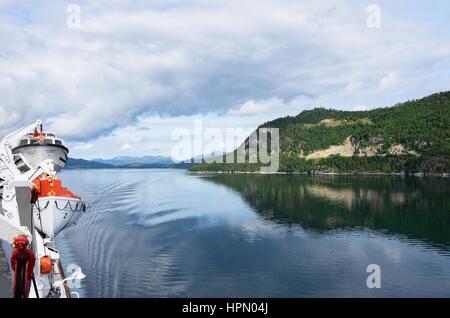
[190,92,450,174]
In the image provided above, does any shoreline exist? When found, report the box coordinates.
[188,170,450,177]
[62,167,450,177]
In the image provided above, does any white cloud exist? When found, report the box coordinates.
[0,0,449,157]
[344,81,363,95]
[73,142,94,150]
[227,98,284,116]
[0,104,20,128]
[377,72,399,92]
[351,105,368,111]
[121,143,133,151]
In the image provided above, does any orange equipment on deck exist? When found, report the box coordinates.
[40,256,52,274]
[32,177,80,198]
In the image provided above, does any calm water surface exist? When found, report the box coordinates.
[57,169,450,297]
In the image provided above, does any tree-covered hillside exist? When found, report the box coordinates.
[190,91,450,174]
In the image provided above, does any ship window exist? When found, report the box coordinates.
[55,140,62,145]
[18,140,28,146]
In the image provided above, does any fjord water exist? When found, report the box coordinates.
[58,169,450,297]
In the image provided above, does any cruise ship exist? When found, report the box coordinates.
[0,120,86,298]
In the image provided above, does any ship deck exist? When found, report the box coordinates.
[0,245,12,298]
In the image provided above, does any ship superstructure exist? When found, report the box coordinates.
[0,120,86,298]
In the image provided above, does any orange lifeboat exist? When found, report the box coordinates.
[32,176,85,238]
[32,176,80,199]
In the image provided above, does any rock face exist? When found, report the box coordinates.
[305,137,356,159]
[358,143,384,157]
[302,136,422,160]
[388,144,420,157]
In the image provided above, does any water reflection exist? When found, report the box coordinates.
[56,170,450,297]
[204,175,450,250]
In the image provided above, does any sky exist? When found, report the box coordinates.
[0,0,449,160]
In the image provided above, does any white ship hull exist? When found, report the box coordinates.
[33,197,85,238]
[12,144,68,172]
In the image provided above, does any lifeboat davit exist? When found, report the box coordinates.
[32,176,85,238]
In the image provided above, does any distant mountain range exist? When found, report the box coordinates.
[66,156,194,169]
[66,158,115,169]
[92,155,174,166]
